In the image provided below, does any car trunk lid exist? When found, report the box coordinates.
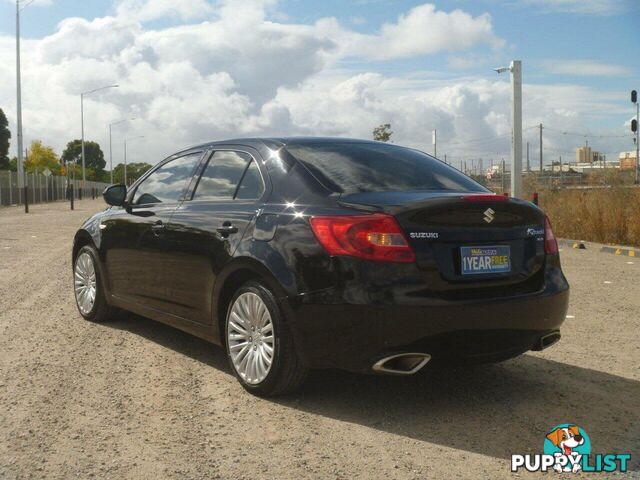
[339,191,547,297]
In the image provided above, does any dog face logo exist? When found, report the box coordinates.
[544,424,591,473]
[546,426,584,456]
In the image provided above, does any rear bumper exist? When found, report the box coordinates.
[286,271,569,373]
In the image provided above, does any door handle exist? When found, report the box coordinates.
[151,220,165,235]
[217,223,239,236]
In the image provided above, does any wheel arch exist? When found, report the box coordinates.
[72,230,96,265]
[212,257,292,347]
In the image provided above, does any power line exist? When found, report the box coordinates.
[542,126,633,139]
[444,125,539,147]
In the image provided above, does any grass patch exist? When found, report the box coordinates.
[536,188,640,247]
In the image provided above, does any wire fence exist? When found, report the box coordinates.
[0,170,110,207]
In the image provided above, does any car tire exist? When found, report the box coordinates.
[225,281,308,396]
[73,245,113,323]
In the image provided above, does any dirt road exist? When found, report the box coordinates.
[1,200,639,479]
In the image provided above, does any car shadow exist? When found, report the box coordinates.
[106,312,640,469]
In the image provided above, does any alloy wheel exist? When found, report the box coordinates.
[74,252,97,315]
[227,292,275,385]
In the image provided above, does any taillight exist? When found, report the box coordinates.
[544,216,558,254]
[309,214,416,263]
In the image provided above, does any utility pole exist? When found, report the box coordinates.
[526,141,530,172]
[632,90,639,184]
[432,129,437,158]
[539,123,543,172]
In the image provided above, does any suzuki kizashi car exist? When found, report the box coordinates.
[72,138,569,395]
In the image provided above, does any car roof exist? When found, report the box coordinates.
[184,136,385,152]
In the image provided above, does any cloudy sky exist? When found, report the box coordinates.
[0,0,638,169]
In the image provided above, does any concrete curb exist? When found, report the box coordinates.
[600,246,639,257]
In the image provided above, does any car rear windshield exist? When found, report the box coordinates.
[285,142,486,195]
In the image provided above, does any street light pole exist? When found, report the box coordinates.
[510,60,523,198]
[80,84,119,191]
[124,135,144,186]
[123,137,126,185]
[494,60,523,198]
[432,129,437,158]
[108,118,134,184]
[15,0,31,210]
[109,120,113,184]
[80,92,85,186]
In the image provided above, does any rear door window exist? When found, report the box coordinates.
[285,143,486,194]
[132,152,202,205]
[193,151,265,201]
[236,160,265,200]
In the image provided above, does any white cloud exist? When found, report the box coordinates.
[0,0,629,167]
[316,4,503,60]
[116,0,214,21]
[543,60,631,77]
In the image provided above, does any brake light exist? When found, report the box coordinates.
[309,214,416,263]
[463,194,509,202]
[544,216,558,254]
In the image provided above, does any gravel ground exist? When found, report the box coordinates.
[1,200,639,479]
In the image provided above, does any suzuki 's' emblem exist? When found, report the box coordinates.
[483,208,495,224]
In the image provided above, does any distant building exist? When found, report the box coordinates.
[618,151,638,170]
[576,146,605,163]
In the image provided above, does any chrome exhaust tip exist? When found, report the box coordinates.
[533,331,561,351]
[372,353,431,375]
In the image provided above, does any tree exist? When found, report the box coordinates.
[61,140,106,180]
[0,107,11,170]
[373,124,393,142]
[25,140,61,174]
[112,162,153,185]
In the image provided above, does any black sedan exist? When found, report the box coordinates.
[72,138,569,395]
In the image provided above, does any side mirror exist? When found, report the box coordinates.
[103,184,127,207]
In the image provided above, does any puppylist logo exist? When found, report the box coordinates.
[511,424,632,473]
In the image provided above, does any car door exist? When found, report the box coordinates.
[101,151,204,312]
[162,149,268,324]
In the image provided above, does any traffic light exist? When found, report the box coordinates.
[633,90,638,104]
[632,119,638,133]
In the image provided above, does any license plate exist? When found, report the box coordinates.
[461,245,511,275]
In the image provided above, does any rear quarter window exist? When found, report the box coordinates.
[285,143,486,194]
